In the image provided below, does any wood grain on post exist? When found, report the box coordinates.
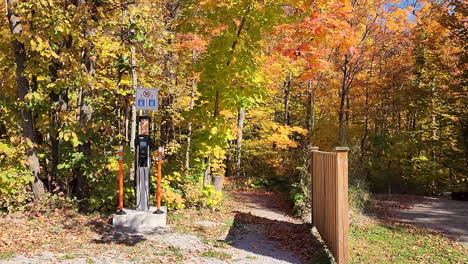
[310,146,319,226]
[335,146,349,264]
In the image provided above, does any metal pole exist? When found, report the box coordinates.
[116,145,126,215]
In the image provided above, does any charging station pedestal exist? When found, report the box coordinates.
[136,133,151,211]
[112,206,167,232]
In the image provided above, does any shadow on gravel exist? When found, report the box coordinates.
[93,230,147,246]
[85,218,148,246]
[225,211,330,263]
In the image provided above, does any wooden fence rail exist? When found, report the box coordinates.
[311,147,349,264]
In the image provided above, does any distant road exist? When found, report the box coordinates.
[394,196,468,248]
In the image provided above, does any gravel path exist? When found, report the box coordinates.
[393,196,468,248]
[222,192,309,264]
[1,191,324,264]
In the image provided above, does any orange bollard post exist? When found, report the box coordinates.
[154,146,164,214]
[116,145,126,215]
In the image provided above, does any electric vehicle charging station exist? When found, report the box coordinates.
[136,116,151,211]
[113,88,167,231]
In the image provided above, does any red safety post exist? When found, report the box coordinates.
[154,146,164,214]
[116,145,126,215]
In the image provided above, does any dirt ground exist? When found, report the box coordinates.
[0,191,326,264]
[225,191,326,263]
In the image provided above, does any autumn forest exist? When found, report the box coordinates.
[0,0,466,213]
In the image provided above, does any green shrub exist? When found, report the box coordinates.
[348,183,371,213]
[184,184,223,210]
[0,142,34,212]
[161,185,185,210]
[289,182,309,217]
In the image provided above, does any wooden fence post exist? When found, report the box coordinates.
[335,146,349,264]
[310,146,319,226]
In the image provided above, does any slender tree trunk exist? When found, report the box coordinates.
[338,55,350,146]
[48,56,69,192]
[360,84,369,159]
[346,94,350,121]
[49,90,60,192]
[284,72,292,125]
[48,62,60,192]
[214,90,220,118]
[116,70,123,136]
[185,50,197,170]
[125,106,130,142]
[130,46,137,151]
[306,80,316,146]
[75,0,96,200]
[129,44,137,180]
[235,107,245,178]
[203,155,211,186]
[431,85,437,161]
[6,0,46,200]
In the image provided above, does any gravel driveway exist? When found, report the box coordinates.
[394,196,468,248]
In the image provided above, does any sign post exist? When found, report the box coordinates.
[134,88,160,212]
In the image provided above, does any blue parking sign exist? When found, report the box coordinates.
[135,88,158,110]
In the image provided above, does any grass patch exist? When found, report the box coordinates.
[0,251,15,260]
[154,251,169,256]
[168,246,183,259]
[60,253,78,260]
[200,250,232,260]
[167,212,184,223]
[350,220,468,263]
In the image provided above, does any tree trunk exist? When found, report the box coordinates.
[6,0,46,200]
[203,155,211,186]
[48,58,68,192]
[129,44,137,181]
[235,107,245,178]
[360,84,369,159]
[130,46,137,151]
[75,0,95,200]
[185,50,197,170]
[306,80,316,146]
[49,90,60,192]
[338,88,347,147]
[185,82,195,170]
[284,72,292,125]
[338,55,350,146]
[214,90,220,118]
[346,94,350,121]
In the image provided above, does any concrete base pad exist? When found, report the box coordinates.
[112,206,167,232]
